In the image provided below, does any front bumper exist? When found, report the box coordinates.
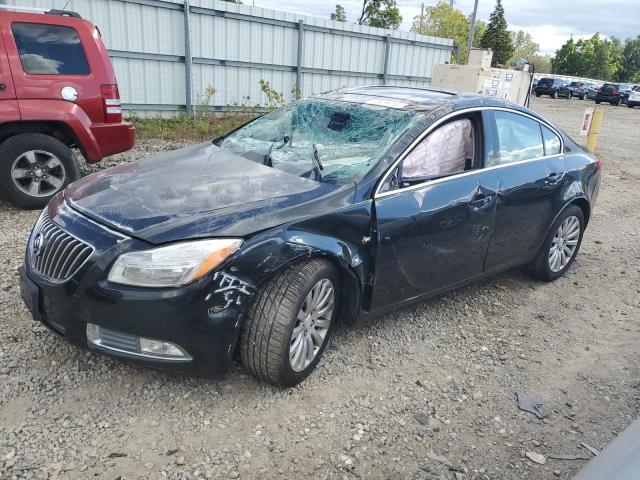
[20,200,251,374]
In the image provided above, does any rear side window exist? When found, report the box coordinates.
[11,23,90,75]
[542,126,561,155]
[493,111,544,165]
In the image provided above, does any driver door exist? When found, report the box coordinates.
[369,111,499,311]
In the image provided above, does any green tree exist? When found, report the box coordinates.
[508,30,539,64]
[552,34,623,80]
[527,54,552,74]
[330,4,347,22]
[411,1,486,63]
[479,0,513,67]
[620,36,640,82]
[358,0,402,30]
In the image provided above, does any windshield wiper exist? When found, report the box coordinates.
[311,143,324,181]
[263,135,291,167]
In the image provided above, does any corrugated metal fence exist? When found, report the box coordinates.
[6,0,455,115]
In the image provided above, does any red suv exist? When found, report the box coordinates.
[0,6,135,208]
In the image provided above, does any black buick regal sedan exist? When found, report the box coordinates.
[19,86,601,386]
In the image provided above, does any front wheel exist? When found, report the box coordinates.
[553,91,559,99]
[240,259,339,386]
[0,133,79,209]
[528,205,585,281]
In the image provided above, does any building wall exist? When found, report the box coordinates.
[5,0,454,115]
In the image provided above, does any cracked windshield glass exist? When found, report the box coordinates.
[219,98,419,184]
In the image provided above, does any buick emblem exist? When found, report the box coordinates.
[32,232,46,257]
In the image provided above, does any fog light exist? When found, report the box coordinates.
[85,323,191,361]
[139,337,187,358]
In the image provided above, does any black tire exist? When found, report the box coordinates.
[629,103,635,108]
[595,100,601,104]
[553,91,558,99]
[528,205,585,282]
[0,133,78,209]
[568,92,572,99]
[535,93,541,97]
[240,258,339,386]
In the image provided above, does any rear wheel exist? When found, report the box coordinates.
[528,205,585,282]
[595,100,601,104]
[535,93,541,97]
[568,92,572,99]
[0,133,78,209]
[552,91,559,99]
[629,103,635,108]
[240,259,339,386]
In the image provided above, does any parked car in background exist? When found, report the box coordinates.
[0,6,135,209]
[19,86,601,386]
[559,81,589,99]
[534,78,568,98]
[586,83,601,100]
[628,86,640,108]
[620,84,634,105]
[595,83,625,106]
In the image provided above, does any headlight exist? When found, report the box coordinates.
[108,239,242,287]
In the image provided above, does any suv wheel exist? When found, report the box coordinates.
[552,91,558,99]
[568,92,572,99]
[240,259,339,386]
[0,133,79,209]
[528,205,585,282]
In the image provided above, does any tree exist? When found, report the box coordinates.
[508,30,539,65]
[411,1,486,63]
[330,4,347,22]
[620,36,640,82]
[527,54,552,74]
[479,0,513,67]
[552,34,623,80]
[358,0,402,30]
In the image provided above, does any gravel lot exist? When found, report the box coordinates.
[1,98,639,480]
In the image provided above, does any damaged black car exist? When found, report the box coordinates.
[19,86,601,386]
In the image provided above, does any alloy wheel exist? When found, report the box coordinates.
[11,150,66,198]
[548,215,580,273]
[289,278,334,372]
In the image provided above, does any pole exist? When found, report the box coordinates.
[466,0,478,65]
[586,107,603,152]
[296,20,304,97]
[183,0,193,117]
[382,34,391,85]
[420,3,424,32]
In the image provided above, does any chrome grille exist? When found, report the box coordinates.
[30,210,93,281]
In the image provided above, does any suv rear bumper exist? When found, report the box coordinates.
[90,122,136,162]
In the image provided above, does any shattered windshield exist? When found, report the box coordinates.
[219,98,419,184]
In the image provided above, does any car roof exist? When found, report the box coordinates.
[315,85,516,113]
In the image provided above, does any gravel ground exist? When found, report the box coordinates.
[1,98,639,480]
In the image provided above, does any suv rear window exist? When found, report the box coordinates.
[602,83,619,91]
[11,23,90,75]
[538,78,554,85]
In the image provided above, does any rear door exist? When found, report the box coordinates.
[369,111,499,310]
[0,13,107,123]
[0,22,19,122]
[483,109,566,271]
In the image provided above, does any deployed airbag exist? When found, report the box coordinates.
[402,118,473,180]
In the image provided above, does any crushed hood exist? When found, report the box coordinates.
[65,142,353,244]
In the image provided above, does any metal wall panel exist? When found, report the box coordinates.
[7,0,454,115]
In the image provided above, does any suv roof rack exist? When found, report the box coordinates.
[0,5,81,18]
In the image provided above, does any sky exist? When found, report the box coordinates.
[253,0,638,55]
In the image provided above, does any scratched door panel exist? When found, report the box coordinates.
[370,170,500,311]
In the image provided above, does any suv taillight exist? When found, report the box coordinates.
[612,90,620,95]
[595,158,602,171]
[101,84,122,123]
